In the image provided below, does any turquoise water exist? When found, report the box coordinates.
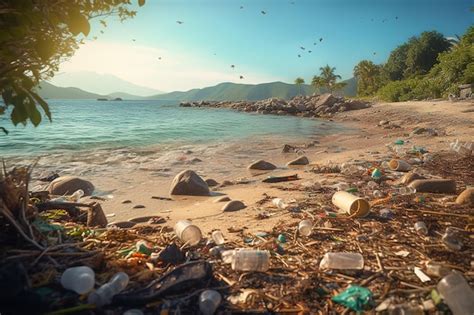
[0,99,344,156]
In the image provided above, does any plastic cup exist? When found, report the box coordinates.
[174,220,202,246]
[298,220,312,236]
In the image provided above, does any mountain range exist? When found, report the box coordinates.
[37,78,357,101]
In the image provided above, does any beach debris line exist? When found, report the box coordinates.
[0,145,473,313]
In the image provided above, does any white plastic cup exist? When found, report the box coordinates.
[298,220,312,236]
[174,220,202,246]
[199,290,222,315]
[211,230,225,245]
[60,266,95,294]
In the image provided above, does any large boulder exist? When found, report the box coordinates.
[48,176,95,196]
[286,155,309,166]
[315,93,337,108]
[169,170,210,196]
[247,160,277,170]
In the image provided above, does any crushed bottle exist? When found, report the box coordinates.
[231,249,270,272]
[88,272,129,307]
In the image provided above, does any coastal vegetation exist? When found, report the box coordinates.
[311,65,347,93]
[354,27,474,101]
[0,0,143,133]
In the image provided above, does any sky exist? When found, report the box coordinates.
[52,0,473,93]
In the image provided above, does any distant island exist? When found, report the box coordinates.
[36,78,357,101]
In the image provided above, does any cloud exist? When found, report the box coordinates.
[57,41,279,92]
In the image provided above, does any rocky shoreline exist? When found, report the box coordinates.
[180,93,372,117]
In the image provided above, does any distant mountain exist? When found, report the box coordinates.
[36,82,103,99]
[49,71,163,97]
[148,78,357,101]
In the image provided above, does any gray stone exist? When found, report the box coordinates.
[214,196,231,203]
[205,178,219,187]
[222,200,246,212]
[169,170,210,196]
[247,160,277,170]
[286,155,309,166]
[48,176,94,196]
[455,188,474,206]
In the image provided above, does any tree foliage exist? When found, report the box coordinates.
[312,65,346,93]
[0,0,144,133]
[353,60,384,96]
[294,77,305,95]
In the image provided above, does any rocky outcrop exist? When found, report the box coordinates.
[247,160,277,170]
[179,94,371,118]
[169,170,210,196]
[48,176,95,196]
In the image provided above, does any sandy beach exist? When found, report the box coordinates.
[64,99,474,238]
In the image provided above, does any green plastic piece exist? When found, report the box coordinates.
[332,285,374,312]
[346,187,358,193]
[431,289,442,305]
[394,139,405,145]
[371,168,382,179]
[277,234,287,243]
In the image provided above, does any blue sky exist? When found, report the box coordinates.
[53,0,473,92]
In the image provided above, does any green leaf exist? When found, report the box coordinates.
[138,0,145,7]
[24,94,42,126]
[30,91,51,121]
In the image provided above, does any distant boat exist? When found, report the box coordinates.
[113,97,123,101]
[97,98,108,101]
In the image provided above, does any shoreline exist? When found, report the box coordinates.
[29,98,473,237]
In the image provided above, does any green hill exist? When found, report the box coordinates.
[36,82,103,99]
[148,78,357,101]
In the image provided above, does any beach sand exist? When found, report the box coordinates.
[66,99,473,239]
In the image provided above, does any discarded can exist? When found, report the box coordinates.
[174,220,202,246]
[211,230,225,245]
[231,249,270,272]
[388,159,412,172]
[298,220,312,236]
[414,221,428,235]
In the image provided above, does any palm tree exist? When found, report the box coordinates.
[353,60,382,96]
[312,65,346,93]
[294,77,305,95]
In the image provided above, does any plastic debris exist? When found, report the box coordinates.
[332,285,374,312]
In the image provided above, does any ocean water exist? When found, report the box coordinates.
[0,99,345,157]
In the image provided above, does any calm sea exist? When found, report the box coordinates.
[0,99,345,157]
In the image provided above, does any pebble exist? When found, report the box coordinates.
[133,204,145,209]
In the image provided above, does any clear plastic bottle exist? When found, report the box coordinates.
[88,272,129,307]
[414,221,428,235]
[174,220,202,246]
[199,290,222,315]
[231,249,270,272]
[272,198,288,209]
[212,230,225,245]
[61,266,95,294]
[298,220,312,236]
[437,272,474,315]
[319,252,364,270]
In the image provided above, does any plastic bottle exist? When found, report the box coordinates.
[298,220,312,236]
[69,189,84,202]
[272,198,288,209]
[88,272,129,307]
[60,266,95,294]
[211,230,225,245]
[174,220,202,246]
[399,186,416,195]
[319,252,364,270]
[199,290,222,315]
[414,222,428,235]
[231,249,270,272]
[437,272,474,315]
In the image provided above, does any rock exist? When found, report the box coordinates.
[286,155,309,166]
[169,170,210,196]
[378,120,389,126]
[108,221,136,228]
[315,93,337,108]
[86,202,108,228]
[214,196,231,203]
[455,188,474,206]
[410,127,439,137]
[282,144,296,153]
[400,173,425,185]
[121,199,132,204]
[205,178,219,187]
[38,172,60,182]
[133,205,145,209]
[222,200,246,212]
[48,176,95,196]
[409,179,457,194]
[220,180,234,187]
[247,160,277,170]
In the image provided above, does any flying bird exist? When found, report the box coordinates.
[290,1,295,4]
[132,39,136,41]
[240,5,244,9]
[261,10,266,14]
[373,52,376,55]
[176,21,184,24]
[382,19,387,23]
[297,54,301,58]
[300,46,305,50]
[308,50,312,53]
[313,42,317,45]
[158,57,162,60]
[240,75,244,79]
[319,37,323,42]
[395,16,399,20]
[231,65,235,69]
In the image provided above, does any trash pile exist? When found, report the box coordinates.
[179,93,371,118]
[0,140,473,314]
